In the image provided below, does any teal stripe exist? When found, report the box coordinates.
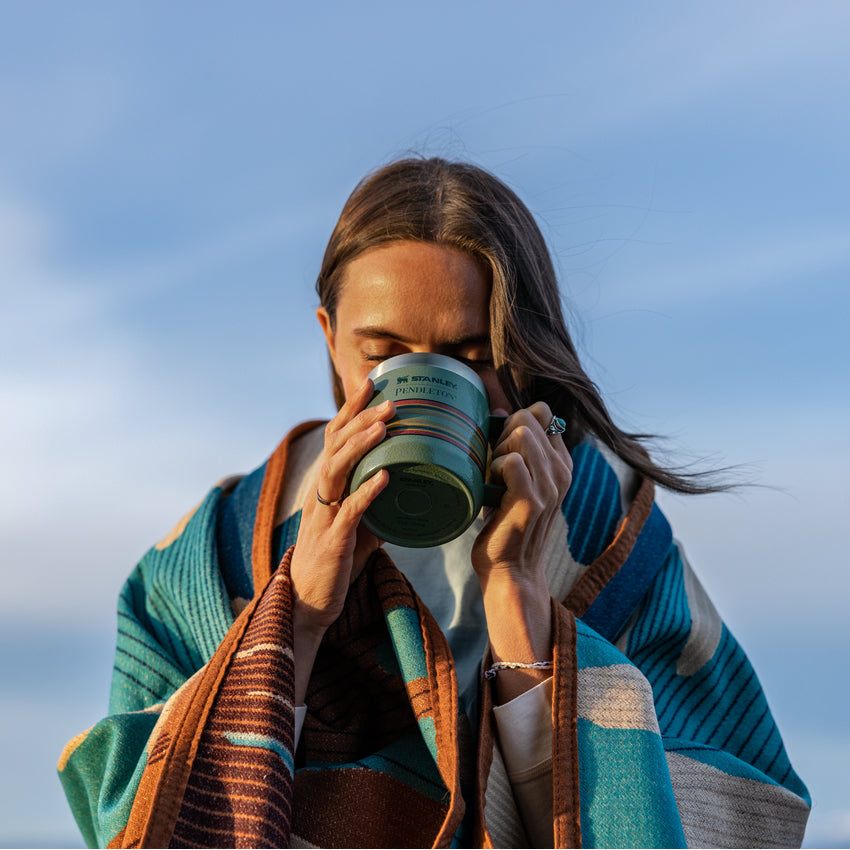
[223,731,294,776]
[385,605,428,684]
[577,719,685,848]
[575,618,630,669]
[417,715,439,766]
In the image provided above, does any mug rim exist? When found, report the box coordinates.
[366,352,487,395]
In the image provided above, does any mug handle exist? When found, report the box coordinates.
[482,415,508,507]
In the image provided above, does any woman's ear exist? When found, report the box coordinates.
[316,307,338,368]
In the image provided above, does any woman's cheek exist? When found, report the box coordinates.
[337,357,372,401]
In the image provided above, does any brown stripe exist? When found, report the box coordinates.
[293,767,449,849]
[562,475,655,616]
[474,646,496,849]
[122,604,255,847]
[106,828,128,849]
[371,550,466,847]
[145,731,172,766]
[172,553,297,846]
[178,790,291,825]
[552,600,582,848]
[123,549,298,847]
[172,810,288,849]
[251,420,326,593]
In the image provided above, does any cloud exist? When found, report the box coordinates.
[0,195,334,625]
[0,59,125,190]
[655,407,849,628]
[557,3,850,144]
[593,222,850,310]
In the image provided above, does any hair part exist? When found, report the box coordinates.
[316,156,727,495]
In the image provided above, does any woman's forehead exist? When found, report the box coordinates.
[335,241,491,339]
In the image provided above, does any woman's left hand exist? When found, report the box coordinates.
[472,402,573,583]
[472,402,573,701]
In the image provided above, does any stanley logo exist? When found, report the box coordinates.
[396,374,458,389]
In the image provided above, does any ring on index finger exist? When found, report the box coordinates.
[544,415,567,437]
[316,488,345,507]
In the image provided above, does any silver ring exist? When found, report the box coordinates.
[544,415,567,437]
[316,488,345,507]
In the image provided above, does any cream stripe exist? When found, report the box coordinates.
[484,741,529,849]
[246,689,293,709]
[677,546,723,676]
[666,751,809,848]
[577,664,660,733]
[542,509,587,600]
[235,642,294,660]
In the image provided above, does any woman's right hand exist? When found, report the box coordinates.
[289,378,394,667]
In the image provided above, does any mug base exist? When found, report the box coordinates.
[353,451,477,548]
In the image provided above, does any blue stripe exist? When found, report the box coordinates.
[566,445,597,560]
[582,503,673,642]
[711,669,759,746]
[640,571,689,684]
[576,453,604,564]
[653,629,738,736]
[578,461,620,564]
[687,646,750,741]
[738,704,772,764]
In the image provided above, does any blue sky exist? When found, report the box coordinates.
[1,2,848,845]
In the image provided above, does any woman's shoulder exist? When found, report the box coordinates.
[211,420,327,536]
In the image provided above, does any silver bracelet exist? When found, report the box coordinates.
[484,660,553,680]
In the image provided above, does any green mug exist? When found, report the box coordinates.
[350,352,506,548]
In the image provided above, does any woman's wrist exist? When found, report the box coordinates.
[480,573,553,703]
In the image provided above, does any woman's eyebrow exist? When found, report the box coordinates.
[352,326,491,347]
[352,326,412,342]
[440,334,491,350]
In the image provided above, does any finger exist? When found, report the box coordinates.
[330,398,395,454]
[489,451,535,501]
[315,420,388,509]
[493,407,547,450]
[494,422,549,482]
[326,378,395,446]
[324,377,374,434]
[528,402,572,457]
[310,465,389,550]
[493,412,572,502]
[335,468,389,531]
[526,402,569,450]
[504,404,572,468]
[527,401,554,431]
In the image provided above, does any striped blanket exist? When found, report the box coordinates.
[58,423,810,847]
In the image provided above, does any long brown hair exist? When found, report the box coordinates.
[316,156,724,495]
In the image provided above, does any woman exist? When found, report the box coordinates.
[59,158,810,848]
